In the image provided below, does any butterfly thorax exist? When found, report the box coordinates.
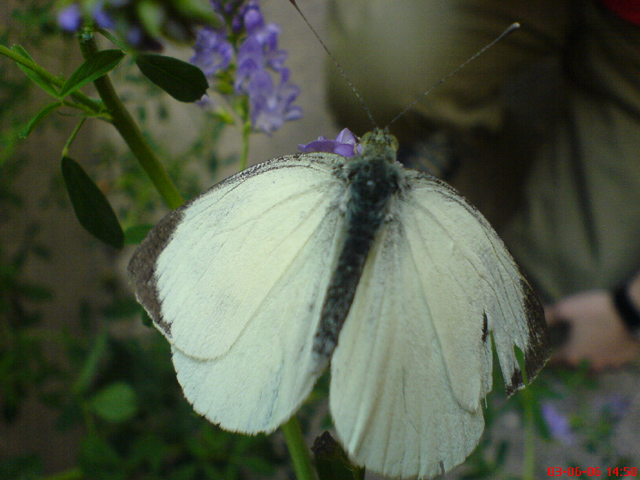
[312,129,403,368]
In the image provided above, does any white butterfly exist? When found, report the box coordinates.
[128,128,549,479]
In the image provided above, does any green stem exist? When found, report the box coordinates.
[522,385,535,480]
[0,43,103,114]
[62,117,87,158]
[77,35,184,210]
[281,416,316,480]
[96,27,130,53]
[239,119,251,171]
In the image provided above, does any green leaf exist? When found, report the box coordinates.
[72,330,109,396]
[19,101,63,138]
[11,45,60,97]
[89,382,138,423]
[312,431,359,480]
[79,432,123,476]
[124,224,153,244]
[59,49,125,98]
[135,53,208,102]
[61,156,125,249]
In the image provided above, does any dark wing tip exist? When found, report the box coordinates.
[521,279,552,381]
[128,209,184,337]
[505,279,551,396]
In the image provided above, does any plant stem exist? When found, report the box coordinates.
[282,416,316,480]
[522,385,535,480]
[239,119,251,171]
[77,35,184,210]
[62,117,87,158]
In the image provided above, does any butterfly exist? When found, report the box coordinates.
[128,126,549,479]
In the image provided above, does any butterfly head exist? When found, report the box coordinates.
[359,128,399,164]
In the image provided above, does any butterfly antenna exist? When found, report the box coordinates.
[388,22,521,128]
[288,0,379,129]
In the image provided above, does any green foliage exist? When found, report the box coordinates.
[135,53,209,103]
[10,44,61,97]
[59,49,125,98]
[312,432,361,480]
[61,156,125,249]
[19,101,63,139]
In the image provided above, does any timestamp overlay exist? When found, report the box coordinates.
[548,467,638,477]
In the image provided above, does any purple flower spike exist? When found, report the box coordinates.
[191,0,302,134]
[541,402,575,445]
[248,68,302,135]
[58,3,83,31]
[299,128,361,157]
[191,27,234,77]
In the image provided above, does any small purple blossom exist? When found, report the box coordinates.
[233,8,286,91]
[248,69,302,134]
[92,2,115,29]
[596,395,630,420]
[542,402,576,445]
[299,129,361,157]
[191,28,234,76]
[242,8,286,71]
[210,0,245,32]
[58,3,83,31]
[58,0,162,51]
[234,35,264,91]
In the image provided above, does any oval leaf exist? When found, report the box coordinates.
[61,156,125,249]
[135,53,208,102]
[89,382,138,423]
[59,49,125,98]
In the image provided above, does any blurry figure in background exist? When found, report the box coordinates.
[325,0,640,370]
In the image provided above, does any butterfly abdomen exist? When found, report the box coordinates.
[313,155,402,364]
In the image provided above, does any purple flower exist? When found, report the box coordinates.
[190,0,301,134]
[58,3,83,31]
[243,7,286,71]
[92,2,115,29]
[542,402,575,445]
[57,1,115,32]
[248,68,302,134]
[191,27,234,77]
[234,35,263,92]
[299,129,361,157]
[597,395,630,421]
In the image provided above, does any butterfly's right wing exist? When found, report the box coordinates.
[399,171,549,400]
[128,153,347,433]
[329,169,549,479]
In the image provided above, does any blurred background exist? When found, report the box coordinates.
[1,0,639,479]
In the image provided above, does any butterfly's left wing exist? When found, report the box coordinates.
[129,153,349,434]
